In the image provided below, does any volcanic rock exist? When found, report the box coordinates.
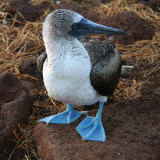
[100,0,114,3]
[142,0,160,12]
[33,93,160,160]
[18,57,37,76]
[99,11,155,44]
[8,0,43,22]
[0,72,33,145]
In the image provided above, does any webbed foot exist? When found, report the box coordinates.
[76,102,106,142]
[38,104,82,124]
[76,116,106,142]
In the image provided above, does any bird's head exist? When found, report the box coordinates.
[43,9,126,38]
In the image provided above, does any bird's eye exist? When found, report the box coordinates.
[72,24,78,29]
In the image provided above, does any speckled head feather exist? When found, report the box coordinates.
[43,9,83,37]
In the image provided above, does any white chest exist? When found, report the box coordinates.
[43,39,99,105]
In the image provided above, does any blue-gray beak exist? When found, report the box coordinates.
[68,18,126,38]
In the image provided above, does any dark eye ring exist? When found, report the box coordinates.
[72,24,78,29]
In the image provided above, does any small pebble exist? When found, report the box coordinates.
[117,153,121,156]
[2,19,8,25]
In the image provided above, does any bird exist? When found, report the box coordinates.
[38,9,126,142]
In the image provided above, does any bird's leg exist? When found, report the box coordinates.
[76,102,106,142]
[38,104,82,124]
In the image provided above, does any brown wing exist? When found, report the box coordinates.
[84,40,122,96]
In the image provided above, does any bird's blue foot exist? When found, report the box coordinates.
[38,104,82,124]
[76,102,106,142]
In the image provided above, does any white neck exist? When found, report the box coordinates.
[43,28,89,66]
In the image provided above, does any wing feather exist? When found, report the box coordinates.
[84,40,122,96]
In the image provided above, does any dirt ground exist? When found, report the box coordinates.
[0,0,160,160]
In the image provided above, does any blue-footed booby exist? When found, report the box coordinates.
[38,9,126,142]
